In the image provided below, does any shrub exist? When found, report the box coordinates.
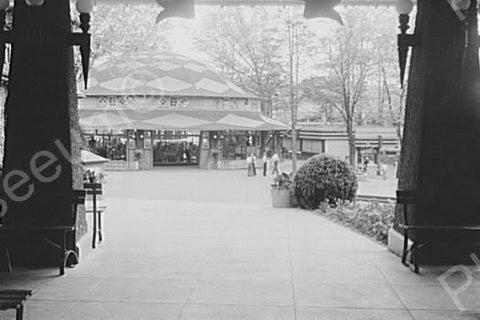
[293,155,358,209]
[317,201,395,244]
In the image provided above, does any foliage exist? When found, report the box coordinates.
[293,155,357,209]
[299,7,404,164]
[78,5,173,63]
[316,201,395,245]
[271,172,293,190]
[194,7,317,116]
[83,169,106,184]
[194,7,285,115]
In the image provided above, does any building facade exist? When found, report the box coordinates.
[79,52,286,170]
[282,124,401,167]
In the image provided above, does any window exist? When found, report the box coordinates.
[159,96,169,108]
[301,139,324,154]
[118,96,127,107]
[108,96,116,107]
[170,97,178,108]
[179,97,189,108]
[97,96,108,108]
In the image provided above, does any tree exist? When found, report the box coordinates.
[77,5,174,67]
[284,8,318,173]
[370,7,408,143]
[299,7,404,167]
[193,7,286,116]
[312,9,373,167]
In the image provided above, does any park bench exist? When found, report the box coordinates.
[0,290,34,320]
[0,190,86,276]
[83,182,104,249]
[397,190,480,273]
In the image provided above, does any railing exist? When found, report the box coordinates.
[218,159,249,170]
[105,160,139,171]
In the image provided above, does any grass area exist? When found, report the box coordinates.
[315,201,395,245]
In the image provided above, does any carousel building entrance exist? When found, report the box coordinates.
[153,131,200,166]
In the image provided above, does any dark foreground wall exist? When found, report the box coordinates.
[396,0,480,261]
[1,0,85,265]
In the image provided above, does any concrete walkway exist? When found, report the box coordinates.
[1,169,479,319]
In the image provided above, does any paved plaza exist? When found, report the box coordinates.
[0,168,479,319]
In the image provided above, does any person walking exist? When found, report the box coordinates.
[262,152,268,176]
[251,153,257,176]
[272,153,279,175]
[247,154,254,176]
[381,162,388,180]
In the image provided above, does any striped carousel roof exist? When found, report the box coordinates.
[85,52,255,99]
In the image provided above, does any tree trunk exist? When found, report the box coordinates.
[1,1,83,265]
[395,0,480,259]
[346,119,356,167]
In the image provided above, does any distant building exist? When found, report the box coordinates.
[282,124,400,165]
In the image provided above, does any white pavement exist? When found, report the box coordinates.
[1,169,479,320]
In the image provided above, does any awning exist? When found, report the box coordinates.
[80,109,287,131]
[81,150,110,164]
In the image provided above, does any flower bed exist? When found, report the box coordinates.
[315,201,395,245]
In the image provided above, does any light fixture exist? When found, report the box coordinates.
[302,0,343,25]
[25,0,44,6]
[395,0,413,14]
[76,0,95,13]
[155,0,195,24]
[0,0,8,84]
[75,0,95,89]
[0,0,8,11]
[396,0,417,88]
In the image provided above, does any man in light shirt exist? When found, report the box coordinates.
[262,152,268,176]
[272,153,279,175]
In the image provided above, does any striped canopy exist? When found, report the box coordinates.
[80,109,287,131]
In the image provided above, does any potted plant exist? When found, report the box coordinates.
[270,172,294,208]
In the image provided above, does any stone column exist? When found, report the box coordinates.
[394,0,480,259]
[1,0,84,263]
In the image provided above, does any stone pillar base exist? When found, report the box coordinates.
[387,227,409,258]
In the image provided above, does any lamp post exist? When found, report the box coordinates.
[0,0,94,89]
[395,0,416,88]
[0,0,8,84]
[76,0,94,89]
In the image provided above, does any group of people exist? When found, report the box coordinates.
[247,152,280,177]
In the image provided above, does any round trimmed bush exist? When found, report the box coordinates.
[293,155,358,209]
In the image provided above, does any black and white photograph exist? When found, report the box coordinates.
[0,0,479,319]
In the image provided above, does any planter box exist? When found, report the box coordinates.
[270,188,293,208]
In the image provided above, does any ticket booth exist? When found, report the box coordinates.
[126,130,153,170]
